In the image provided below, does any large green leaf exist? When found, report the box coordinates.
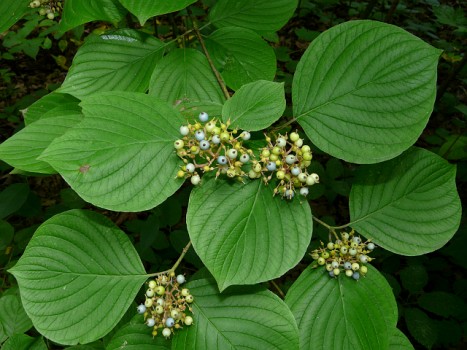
[222,80,285,131]
[23,92,80,125]
[8,210,148,345]
[172,278,299,349]
[149,48,225,105]
[40,92,184,211]
[1,334,47,350]
[0,0,29,33]
[209,0,298,33]
[205,27,277,90]
[285,265,398,350]
[59,0,126,32]
[349,147,461,255]
[404,308,437,349]
[293,20,441,164]
[0,108,82,174]
[0,294,33,342]
[187,177,312,291]
[59,30,165,99]
[106,316,170,350]
[0,184,29,219]
[118,0,196,25]
[389,329,414,350]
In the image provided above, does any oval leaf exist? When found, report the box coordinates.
[149,48,225,105]
[209,0,298,33]
[349,147,461,255]
[205,27,277,90]
[118,0,196,25]
[0,294,33,340]
[40,92,184,211]
[404,308,437,349]
[23,92,80,125]
[222,80,285,131]
[59,0,126,32]
[59,30,165,99]
[8,209,148,345]
[389,329,415,350]
[172,278,299,350]
[0,0,30,33]
[285,265,398,350]
[293,20,441,164]
[1,334,47,350]
[0,109,82,174]
[187,177,312,291]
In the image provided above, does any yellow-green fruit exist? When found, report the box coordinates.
[360,266,368,274]
[333,268,340,276]
[276,170,285,180]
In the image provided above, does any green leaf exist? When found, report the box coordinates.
[23,92,80,125]
[205,27,277,90]
[187,177,312,291]
[0,294,33,341]
[117,0,197,25]
[293,20,441,164]
[285,265,398,350]
[106,316,170,350]
[1,334,47,350]
[40,92,185,212]
[222,80,285,131]
[399,264,428,293]
[8,209,148,345]
[0,184,30,219]
[0,220,14,251]
[59,30,165,99]
[59,0,126,32]
[389,328,415,350]
[0,109,82,174]
[349,147,461,255]
[172,278,299,350]
[438,135,467,160]
[149,48,225,105]
[0,0,30,33]
[209,0,298,33]
[404,308,437,349]
[418,292,465,318]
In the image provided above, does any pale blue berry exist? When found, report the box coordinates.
[137,304,146,314]
[331,261,339,269]
[227,149,238,159]
[291,166,301,176]
[176,274,185,284]
[240,154,250,163]
[352,272,360,280]
[195,130,205,141]
[146,318,156,327]
[166,317,175,327]
[344,262,352,270]
[199,112,209,122]
[352,237,361,244]
[266,162,276,171]
[186,163,195,173]
[329,271,335,277]
[212,134,221,144]
[180,125,189,136]
[367,242,375,250]
[360,255,368,263]
[217,156,227,165]
[299,187,309,196]
[199,140,210,150]
[285,189,294,198]
[276,137,286,147]
[285,154,296,164]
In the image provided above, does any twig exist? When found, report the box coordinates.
[270,280,285,299]
[147,241,192,277]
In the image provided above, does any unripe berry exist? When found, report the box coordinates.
[272,146,281,155]
[227,149,238,159]
[156,298,165,306]
[191,174,201,185]
[322,251,330,259]
[146,318,156,327]
[317,257,325,265]
[327,242,335,250]
[299,187,309,196]
[266,161,276,171]
[176,274,185,284]
[302,145,311,153]
[241,131,251,140]
[276,170,285,180]
[333,268,340,276]
[146,289,154,297]
[240,154,250,163]
[155,305,164,314]
[276,137,286,147]
[367,242,375,250]
[294,139,303,147]
[181,288,190,297]
[360,265,368,274]
[148,280,157,289]
[174,140,184,149]
[345,269,354,277]
[180,125,189,135]
[351,263,360,271]
[171,309,180,319]
[184,316,193,326]
[302,152,312,161]
[137,304,146,314]
[47,12,55,20]
[199,140,210,150]
[162,327,171,338]
[342,232,350,241]
[360,255,368,263]
[306,173,319,185]
[290,132,300,142]
[326,264,333,271]
[285,154,296,164]
[349,248,357,256]
[331,260,339,269]
[185,294,194,303]
[155,286,165,295]
[340,246,348,254]
[298,173,307,182]
[186,163,195,173]
[220,132,230,142]
[144,298,153,307]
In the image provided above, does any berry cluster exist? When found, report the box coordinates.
[174,112,320,200]
[310,230,376,280]
[174,112,254,185]
[137,273,194,339]
[255,133,319,199]
[29,0,62,20]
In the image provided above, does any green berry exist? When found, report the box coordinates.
[144,298,153,307]
[333,268,340,276]
[191,174,201,185]
[227,149,238,159]
[322,251,330,259]
[290,132,300,142]
[184,316,193,326]
[340,246,348,254]
[148,280,157,289]
[351,263,360,271]
[155,305,164,314]
[162,327,171,338]
[345,269,353,277]
[185,294,194,303]
[326,264,333,271]
[181,288,190,297]
[306,173,319,185]
[174,140,184,149]
[276,170,285,180]
[360,265,368,274]
[327,242,334,250]
[146,289,154,297]
[276,137,286,147]
[317,257,325,265]
[155,286,165,295]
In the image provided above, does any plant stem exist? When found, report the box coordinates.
[147,241,192,277]
[269,117,297,132]
[312,215,350,238]
[270,280,285,299]
[192,20,231,100]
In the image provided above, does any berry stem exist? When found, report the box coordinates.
[147,241,192,277]
[270,280,285,299]
[312,215,350,236]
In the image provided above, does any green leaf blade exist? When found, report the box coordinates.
[293,20,441,164]
[187,177,312,291]
[40,92,184,212]
[59,30,165,99]
[349,147,461,255]
[149,48,225,105]
[117,0,196,25]
[285,265,397,350]
[8,210,147,345]
[0,0,30,33]
[205,27,277,91]
[0,294,33,341]
[209,0,298,33]
[172,278,299,350]
[23,92,80,125]
[222,80,285,131]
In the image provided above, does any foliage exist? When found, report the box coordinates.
[1,0,465,349]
